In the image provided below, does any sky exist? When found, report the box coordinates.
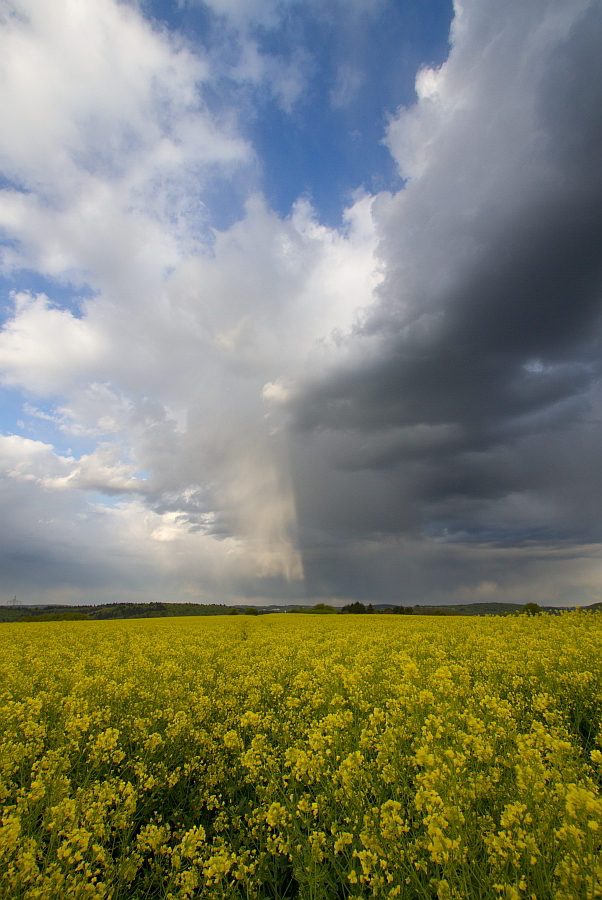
[1,0,602,609]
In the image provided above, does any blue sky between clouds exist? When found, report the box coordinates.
[136,0,453,226]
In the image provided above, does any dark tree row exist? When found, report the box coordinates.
[340,602,415,615]
[340,602,375,614]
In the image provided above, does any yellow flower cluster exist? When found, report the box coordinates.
[0,611,601,899]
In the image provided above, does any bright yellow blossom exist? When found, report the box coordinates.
[0,610,600,899]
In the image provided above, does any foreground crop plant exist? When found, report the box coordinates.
[0,611,600,898]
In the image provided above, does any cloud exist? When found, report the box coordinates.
[42,445,145,495]
[0,87,380,598]
[0,0,251,285]
[279,0,602,602]
[231,44,310,112]
[0,293,107,394]
[198,0,384,32]
[0,434,73,482]
[0,0,247,186]
[188,0,384,114]
[0,434,142,494]
[0,432,299,602]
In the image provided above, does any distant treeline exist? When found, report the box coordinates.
[341,602,415,615]
[0,601,238,624]
[0,599,594,623]
[19,611,90,622]
[288,603,337,615]
[83,602,234,620]
[291,602,421,615]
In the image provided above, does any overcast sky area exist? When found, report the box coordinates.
[1,0,602,608]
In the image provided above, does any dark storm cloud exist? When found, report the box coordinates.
[537,2,602,184]
[297,191,602,438]
[285,0,602,600]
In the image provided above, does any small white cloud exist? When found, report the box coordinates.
[0,434,144,496]
[0,293,107,395]
[262,380,291,405]
[0,434,73,482]
[415,66,442,100]
[42,446,144,495]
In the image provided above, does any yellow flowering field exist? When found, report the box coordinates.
[1,612,601,900]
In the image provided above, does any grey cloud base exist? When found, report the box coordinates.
[283,0,602,604]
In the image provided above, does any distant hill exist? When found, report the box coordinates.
[380,602,578,616]
[0,601,242,623]
[408,602,527,616]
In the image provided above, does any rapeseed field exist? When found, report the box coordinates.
[0,612,600,900]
